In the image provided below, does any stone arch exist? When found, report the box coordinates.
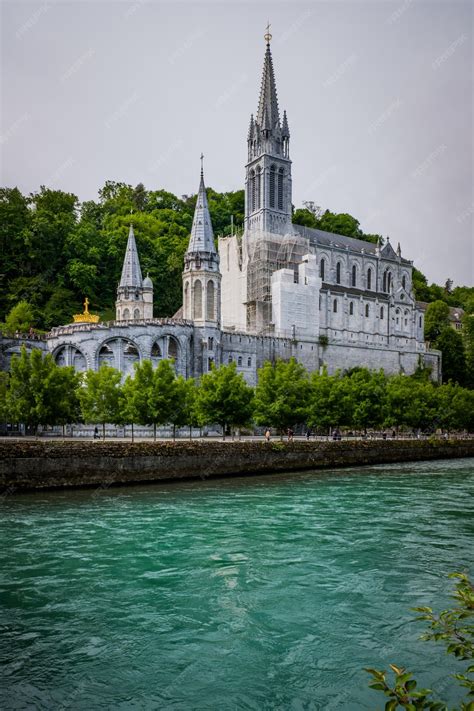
[207,279,215,320]
[53,344,88,372]
[151,342,162,358]
[168,336,179,361]
[193,279,202,319]
[96,337,141,374]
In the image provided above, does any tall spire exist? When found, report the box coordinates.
[119,224,143,288]
[187,156,215,254]
[256,32,280,131]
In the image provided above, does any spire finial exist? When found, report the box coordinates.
[200,152,204,178]
[264,21,272,45]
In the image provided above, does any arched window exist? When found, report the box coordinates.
[238,356,242,367]
[247,357,252,367]
[133,308,140,320]
[122,308,130,320]
[320,258,325,281]
[193,279,202,319]
[250,169,256,212]
[402,275,406,290]
[349,301,354,316]
[380,306,384,319]
[255,166,261,209]
[351,264,357,287]
[207,280,215,320]
[388,272,392,292]
[208,337,214,350]
[151,342,162,358]
[419,315,422,328]
[278,167,284,210]
[367,267,372,290]
[269,165,276,208]
[184,282,190,317]
[336,262,341,284]
[228,355,233,363]
[168,337,178,360]
[333,299,338,313]
[365,304,370,317]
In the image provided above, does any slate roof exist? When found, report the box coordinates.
[256,42,280,130]
[187,167,216,254]
[119,224,143,288]
[293,224,411,263]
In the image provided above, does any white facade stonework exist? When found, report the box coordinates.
[1,37,441,385]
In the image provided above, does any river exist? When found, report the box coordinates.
[1,458,473,710]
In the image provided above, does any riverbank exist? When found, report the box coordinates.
[1,438,474,493]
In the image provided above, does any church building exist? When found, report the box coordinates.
[2,33,441,384]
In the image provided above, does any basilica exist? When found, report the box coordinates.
[3,34,441,383]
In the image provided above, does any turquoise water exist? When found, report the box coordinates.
[1,459,473,710]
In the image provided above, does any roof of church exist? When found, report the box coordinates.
[119,224,143,288]
[256,41,280,130]
[187,163,216,254]
[293,224,411,263]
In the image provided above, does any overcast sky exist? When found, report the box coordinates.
[1,0,473,286]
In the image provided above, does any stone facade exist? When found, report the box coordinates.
[0,35,441,384]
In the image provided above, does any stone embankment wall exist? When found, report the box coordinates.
[1,439,473,493]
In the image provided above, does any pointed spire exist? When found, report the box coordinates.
[256,35,280,131]
[282,109,290,137]
[397,241,402,257]
[248,113,255,140]
[119,224,143,288]
[187,156,215,254]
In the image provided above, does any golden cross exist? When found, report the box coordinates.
[84,297,90,314]
[264,21,272,44]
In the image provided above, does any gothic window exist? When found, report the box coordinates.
[351,264,357,287]
[168,337,178,360]
[122,308,130,320]
[184,282,190,316]
[388,272,392,292]
[320,259,325,280]
[419,316,422,328]
[238,356,242,367]
[228,355,233,363]
[365,304,370,317]
[349,301,354,315]
[278,168,284,210]
[380,306,384,319]
[193,279,202,319]
[208,337,214,350]
[333,299,338,313]
[255,166,262,209]
[402,275,406,290]
[269,165,276,208]
[367,267,372,290]
[124,343,139,357]
[133,308,140,320]
[336,262,341,284]
[207,280,215,320]
[250,169,256,212]
[383,271,387,292]
[248,357,252,367]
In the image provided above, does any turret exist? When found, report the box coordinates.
[115,224,153,321]
[182,156,221,326]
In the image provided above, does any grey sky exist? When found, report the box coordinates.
[1,0,473,286]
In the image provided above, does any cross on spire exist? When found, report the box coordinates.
[264,21,272,45]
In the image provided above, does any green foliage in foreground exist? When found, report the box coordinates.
[3,348,474,434]
[365,572,474,710]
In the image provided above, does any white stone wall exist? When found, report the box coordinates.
[218,235,247,331]
[271,254,321,338]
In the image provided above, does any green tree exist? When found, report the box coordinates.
[307,368,350,433]
[169,376,197,440]
[346,368,387,430]
[463,313,474,389]
[254,358,309,435]
[366,572,474,710]
[195,362,254,438]
[424,301,450,342]
[437,383,474,432]
[149,359,178,440]
[4,300,36,333]
[435,327,467,385]
[121,360,155,439]
[79,364,122,439]
[0,371,9,423]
